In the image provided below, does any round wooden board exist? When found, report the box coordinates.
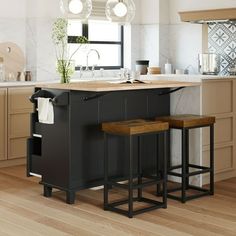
[0,42,25,81]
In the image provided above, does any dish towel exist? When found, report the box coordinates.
[37,98,54,124]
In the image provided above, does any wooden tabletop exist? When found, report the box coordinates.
[37,80,200,92]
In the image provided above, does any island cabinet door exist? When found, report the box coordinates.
[0,88,7,161]
[202,79,236,182]
[69,89,170,189]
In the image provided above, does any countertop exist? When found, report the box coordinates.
[36,80,200,92]
[1,74,236,89]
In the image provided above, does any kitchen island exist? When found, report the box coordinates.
[27,80,200,204]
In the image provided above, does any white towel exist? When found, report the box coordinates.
[37,98,54,124]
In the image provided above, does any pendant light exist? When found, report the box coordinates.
[105,0,135,24]
[60,0,92,20]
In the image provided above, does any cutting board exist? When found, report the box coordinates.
[0,42,25,81]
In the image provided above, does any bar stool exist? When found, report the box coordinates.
[102,119,169,218]
[156,115,215,203]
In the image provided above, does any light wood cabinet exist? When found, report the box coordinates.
[0,88,7,161]
[0,87,33,166]
[8,87,33,160]
[202,79,236,182]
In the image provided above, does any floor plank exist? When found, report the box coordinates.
[0,165,235,236]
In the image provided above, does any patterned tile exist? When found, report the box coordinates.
[208,23,236,75]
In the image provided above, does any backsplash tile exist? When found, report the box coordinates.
[208,23,236,75]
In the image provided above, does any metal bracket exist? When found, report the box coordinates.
[82,92,110,101]
[159,87,185,96]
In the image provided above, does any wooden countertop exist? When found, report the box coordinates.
[37,80,200,92]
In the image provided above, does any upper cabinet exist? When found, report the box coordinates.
[179,8,236,23]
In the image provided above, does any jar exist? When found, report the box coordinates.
[135,60,149,75]
[25,71,32,81]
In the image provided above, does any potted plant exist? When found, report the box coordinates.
[52,18,88,83]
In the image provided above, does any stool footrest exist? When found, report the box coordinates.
[168,191,211,202]
[106,197,166,218]
[108,178,164,190]
[169,165,182,171]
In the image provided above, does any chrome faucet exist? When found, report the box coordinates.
[86,49,101,72]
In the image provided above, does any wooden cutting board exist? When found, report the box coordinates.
[0,42,25,81]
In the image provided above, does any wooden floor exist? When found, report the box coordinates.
[0,165,235,236]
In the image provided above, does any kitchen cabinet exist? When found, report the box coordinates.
[27,87,171,203]
[0,88,7,161]
[8,87,33,160]
[202,79,236,182]
[0,86,33,166]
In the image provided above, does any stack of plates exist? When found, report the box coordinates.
[148,67,161,74]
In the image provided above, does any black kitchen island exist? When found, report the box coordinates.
[27,80,199,204]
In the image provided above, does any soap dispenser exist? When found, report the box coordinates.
[164,60,172,74]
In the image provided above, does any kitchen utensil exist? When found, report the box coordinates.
[198,53,221,75]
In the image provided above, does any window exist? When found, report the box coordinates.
[68,20,124,70]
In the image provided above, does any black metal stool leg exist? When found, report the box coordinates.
[210,125,214,195]
[163,131,168,208]
[137,136,142,200]
[128,136,133,218]
[181,128,186,203]
[156,134,162,196]
[104,133,109,210]
[185,129,189,190]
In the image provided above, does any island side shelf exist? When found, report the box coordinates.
[27,87,172,204]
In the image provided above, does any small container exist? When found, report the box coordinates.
[135,60,149,75]
[148,67,161,74]
[164,60,172,74]
[25,71,32,81]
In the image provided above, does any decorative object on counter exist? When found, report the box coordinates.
[106,0,135,24]
[148,67,161,75]
[198,53,221,75]
[0,57,5,82]
[164,60,172,74]
[52,18,88,83]
[25,71,32,81]
[208,22,236,75]
[60,0,92,20]
[135,60,149,75]
[0,42,25,82]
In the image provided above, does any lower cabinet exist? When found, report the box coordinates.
[202,79,236,182]
[0,88,7,161]
[0,86,33,166]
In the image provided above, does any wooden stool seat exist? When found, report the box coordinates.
[155,114,215,203]
[102,119,169,218]
[102,119,169,136]
[156,115,215,128]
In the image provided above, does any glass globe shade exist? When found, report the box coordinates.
[113,2,128,17]
[106,0,136,25]
[60,0,92,20]
[69,0,83,14]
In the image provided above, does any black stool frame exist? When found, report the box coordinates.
[104,131,168,218]
[167,124,214,203]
